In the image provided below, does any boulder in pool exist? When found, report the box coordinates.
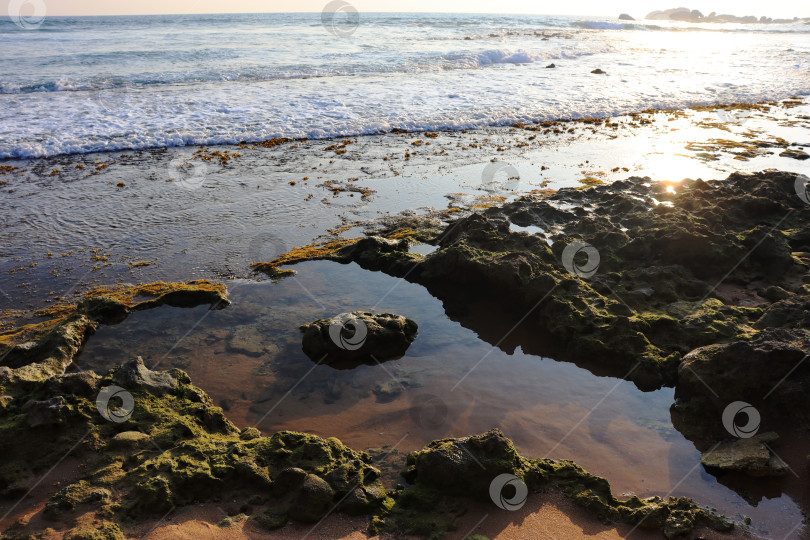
[300,311,417,366]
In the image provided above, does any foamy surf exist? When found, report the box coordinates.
[0,12,808,158]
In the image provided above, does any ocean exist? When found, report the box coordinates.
[0,12,808,158]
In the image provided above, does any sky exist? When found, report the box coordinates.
[4,0,807,19]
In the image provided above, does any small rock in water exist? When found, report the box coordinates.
[779,148,809,160]
[700,432,787,476]
[300,311,418,366]
[545,63,556,68]
[591,68,607,74]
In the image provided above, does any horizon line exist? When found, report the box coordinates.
[24,10,810,20]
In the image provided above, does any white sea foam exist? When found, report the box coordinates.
[0,12,808,158]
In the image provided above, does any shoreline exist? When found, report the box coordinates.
[1,96,807,325]
[1,98,806,163]
[1,97,809,538]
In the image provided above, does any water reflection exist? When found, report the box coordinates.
[77,260,802,537]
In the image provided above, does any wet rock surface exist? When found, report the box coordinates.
[0,280,229,382]
[22,395,71,427]
[300,311,418,366]
[381,429,733,538]
[0,341,734,539]
[700,432,788,476]
[114,356,179,394]
[323,171,807,393]
[675,328,810,440]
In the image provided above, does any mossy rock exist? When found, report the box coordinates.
[64,521,125,540]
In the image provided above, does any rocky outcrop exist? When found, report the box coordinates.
[618,13,635,20]
[0,315,96,381]
[300,311,418,366]
[339,171,806,390]
[780,148,809,160]
[382,429,734,539]
[674,328,810,439]
[645,7,808,23]
[0,351,733,539]
[266,171,808,394]
[0,281,230,382]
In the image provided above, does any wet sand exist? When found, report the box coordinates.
[127,491,754,540]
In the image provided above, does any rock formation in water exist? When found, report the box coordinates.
[645,7,809,23]
[300,311,418,366]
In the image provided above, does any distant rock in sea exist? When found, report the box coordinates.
[645,6,809,24]
[546,63,556,68]
[618,13,635,21]
[591,68,607,74]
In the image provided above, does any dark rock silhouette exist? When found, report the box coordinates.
[645,6,809,24]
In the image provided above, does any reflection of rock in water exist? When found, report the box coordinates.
[300,311,418,367]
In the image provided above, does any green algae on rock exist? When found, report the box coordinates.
[265,170,808,394]
[374,429,733,539]
[0,359,389,538]
[0,354,735,539]
[0,280,229,382]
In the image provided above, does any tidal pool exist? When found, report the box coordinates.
[76,260,803,538]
